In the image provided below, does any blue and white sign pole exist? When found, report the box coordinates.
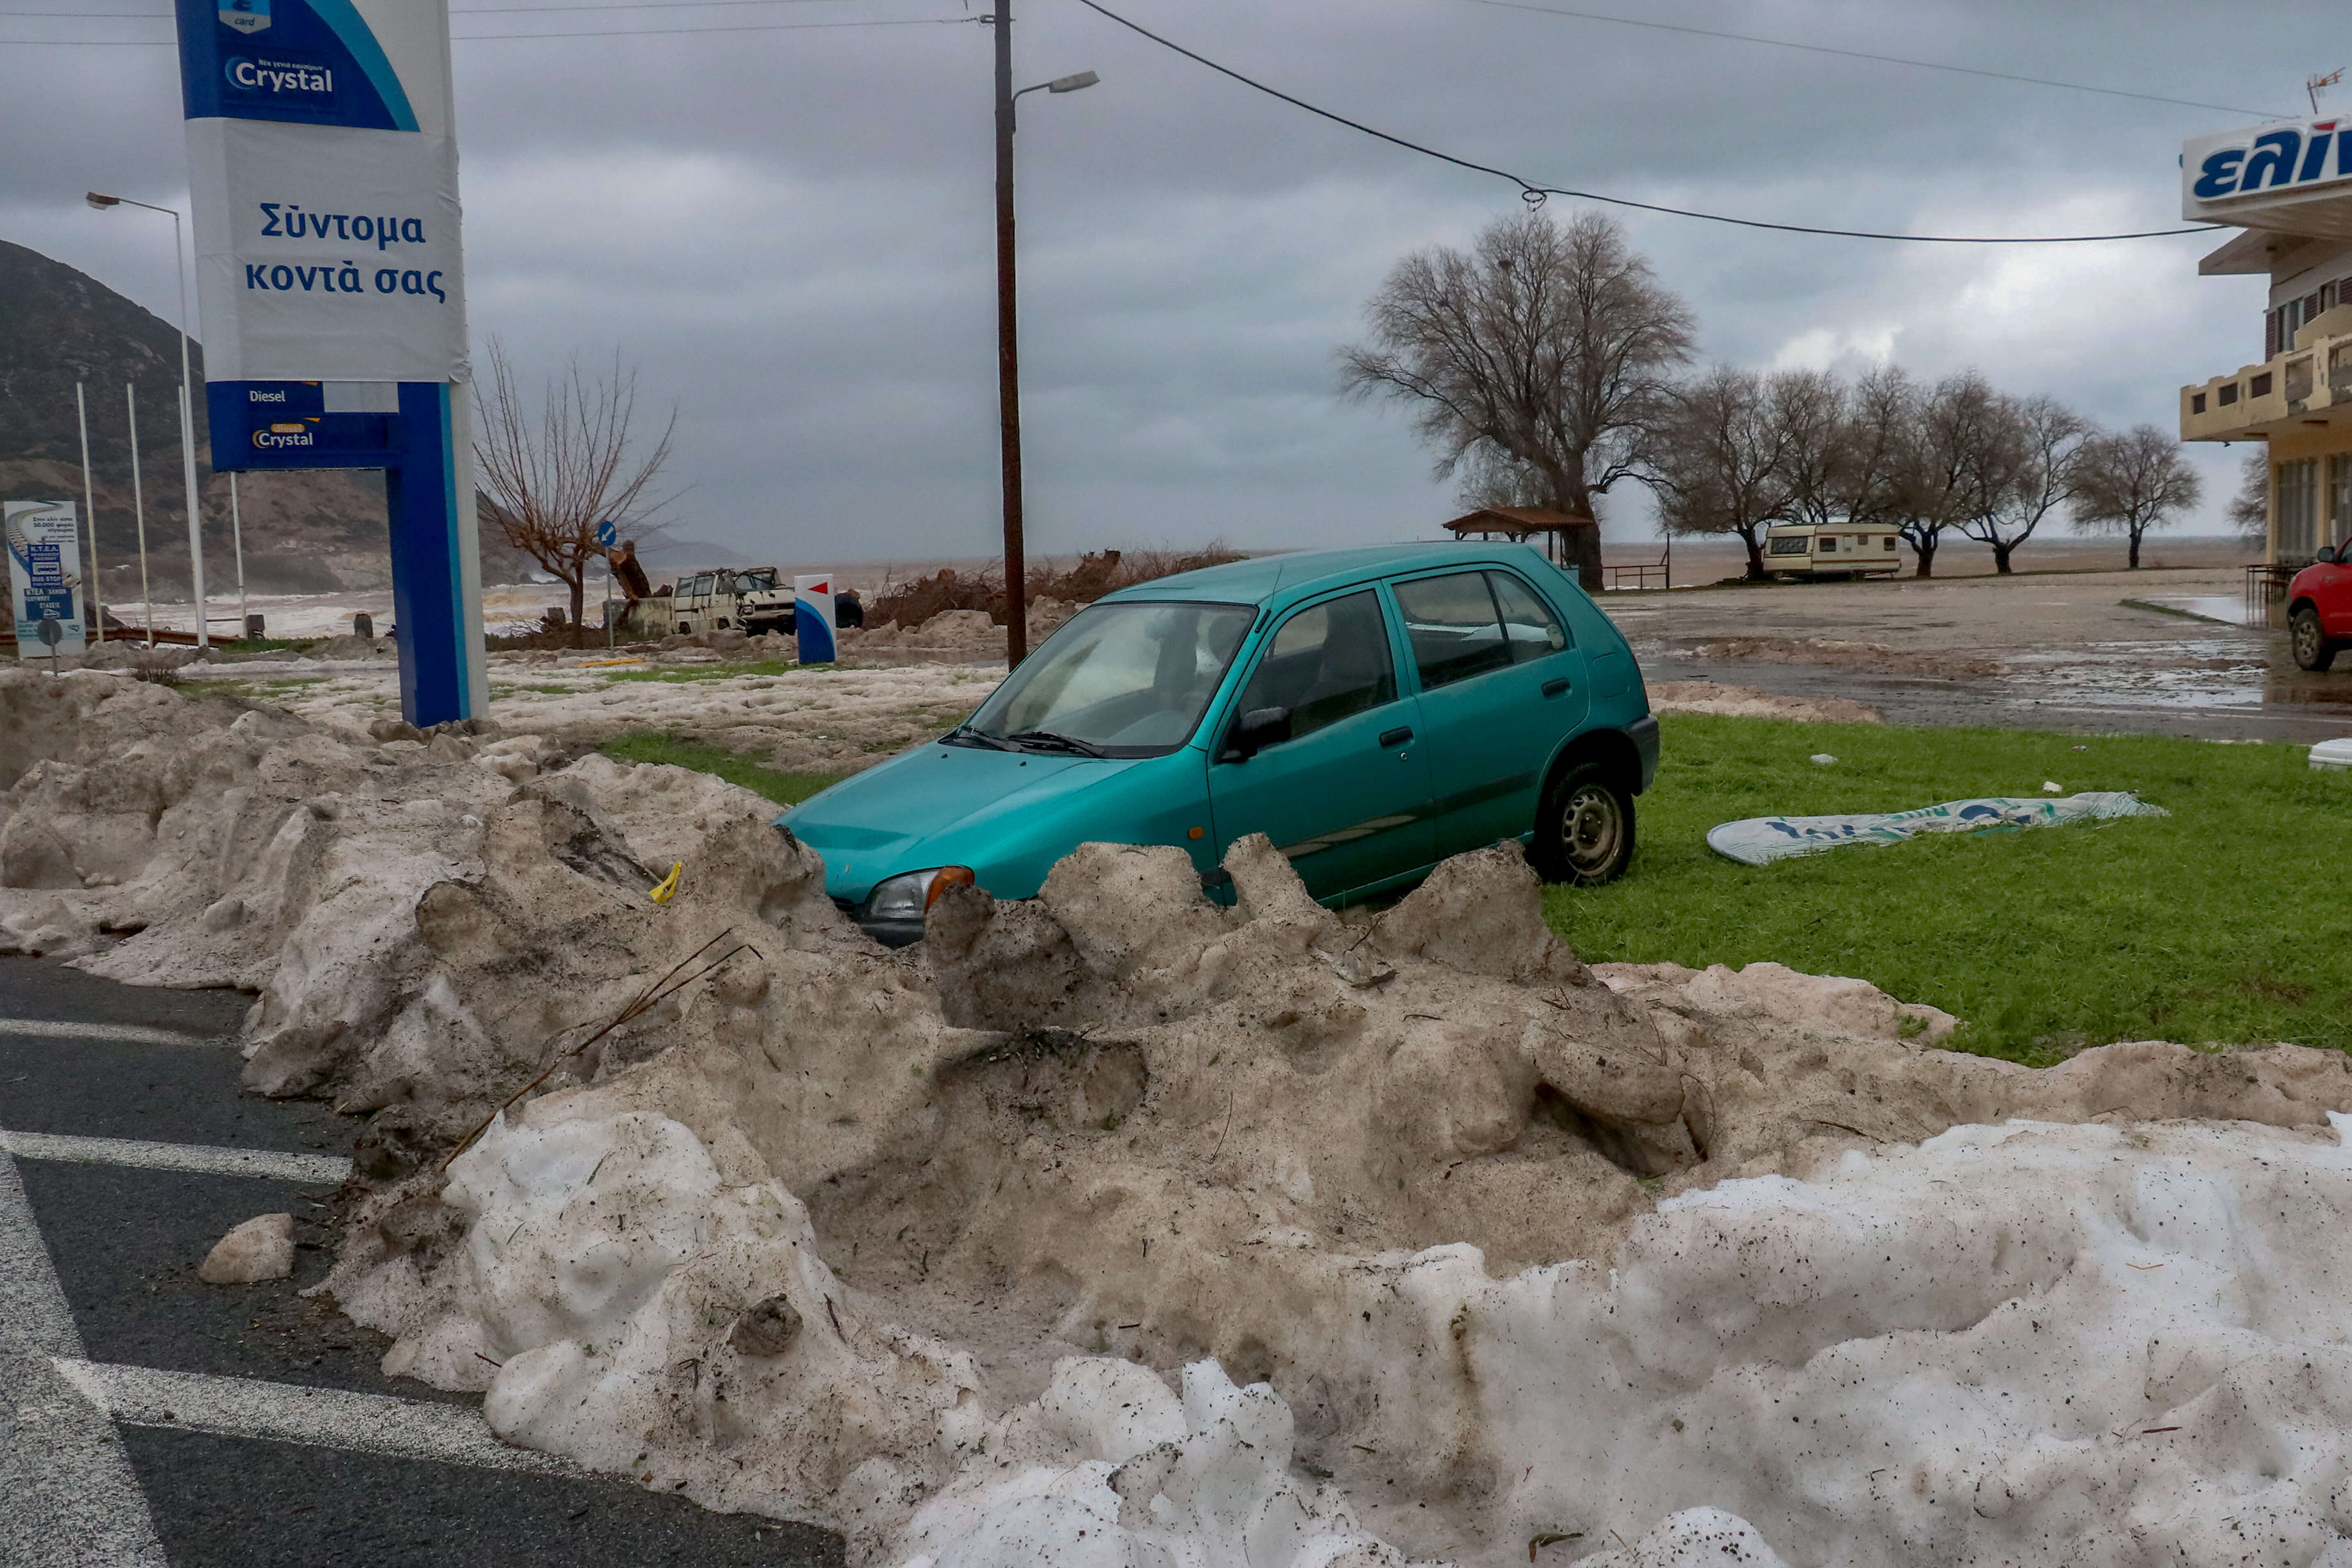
[594,518,616,645]
[174,0,487,726]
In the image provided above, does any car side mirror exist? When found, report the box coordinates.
[2321,545,2342,564]
[1220,705,1292,763]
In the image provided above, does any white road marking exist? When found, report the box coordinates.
[0,1129,351,1186]
[0,1017,234,1048]
[0,1151,170,1565]
[54,1360,580,1479]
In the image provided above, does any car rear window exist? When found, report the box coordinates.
[1488,571,1568,661]
[1393,571,1512,690]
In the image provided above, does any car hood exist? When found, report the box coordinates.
[778,743,1147,898]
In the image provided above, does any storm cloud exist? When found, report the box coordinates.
[1,0,2306,556]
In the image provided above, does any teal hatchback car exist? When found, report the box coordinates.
[780,543,1658,945]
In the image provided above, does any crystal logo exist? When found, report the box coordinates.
[252,424,315,449]
[218,0,269,36]
[225,56,334,97]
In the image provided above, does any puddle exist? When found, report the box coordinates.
[2135,594,2270,628]
[2002,638,2271,709]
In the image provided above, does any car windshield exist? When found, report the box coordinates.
[735,569,779,591]
[958,600,1256,758]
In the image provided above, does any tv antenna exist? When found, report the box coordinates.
[2310,69,2343,114]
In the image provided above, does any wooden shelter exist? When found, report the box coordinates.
[1441,507,1602,589]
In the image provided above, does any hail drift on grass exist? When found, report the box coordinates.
[16,664,2352,1564]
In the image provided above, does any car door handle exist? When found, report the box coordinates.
[1542,678,1571,698]
[1379,726,1414,748]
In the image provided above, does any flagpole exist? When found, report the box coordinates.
[230,474,248,640]
[76,383,103,643]
[127,383,153,647]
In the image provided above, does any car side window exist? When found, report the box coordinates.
[1392,571,1511,690]
[1231,590,1397,743]
[1487,571,1568,663]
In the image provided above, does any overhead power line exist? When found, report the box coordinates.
[1458,0,2287,122]
[1072,0,2225,244]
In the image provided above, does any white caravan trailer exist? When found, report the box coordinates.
[1763,522,1905,580]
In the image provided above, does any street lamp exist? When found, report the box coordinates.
[88,190,211,651]
[986,2,1097,667]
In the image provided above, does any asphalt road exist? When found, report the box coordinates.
[0,956,841,1567]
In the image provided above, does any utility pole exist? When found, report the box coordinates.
[984,20,1097,670]
[991,1,1027,668]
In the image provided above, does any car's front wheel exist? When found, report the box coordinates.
[2292,605,2338,671]
[1530,761,1636,886]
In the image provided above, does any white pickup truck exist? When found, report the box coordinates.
[635,567,796,638]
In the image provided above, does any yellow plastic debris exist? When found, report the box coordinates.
[648,862,682,904]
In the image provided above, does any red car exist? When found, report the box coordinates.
[2290,546,2352,670]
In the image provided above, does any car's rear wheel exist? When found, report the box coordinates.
[1531,762,1636,886]
[2292,605,2338,671]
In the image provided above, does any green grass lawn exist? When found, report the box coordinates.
[603,659,803,685]
[598,731,843,808]
[1545,715,2352,1063]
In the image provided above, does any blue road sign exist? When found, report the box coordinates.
[595,519,619,548]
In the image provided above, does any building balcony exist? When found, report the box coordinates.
[2181,323,2352,442]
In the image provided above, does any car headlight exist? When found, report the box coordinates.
[865,866,975,922]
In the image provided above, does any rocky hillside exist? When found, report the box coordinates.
[0,239,529,618]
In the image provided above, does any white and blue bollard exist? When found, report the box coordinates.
[794,574,836,665]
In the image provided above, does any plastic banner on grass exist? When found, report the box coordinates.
[1707,791,2169,866]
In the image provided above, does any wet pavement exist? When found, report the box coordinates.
[1643,631,2352,742]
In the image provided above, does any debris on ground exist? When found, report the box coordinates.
[1706,791,2170,866]
[1645,681,1881,724]
[14,663,2352,1567]
[198,1212,296,1284]
[1684,637,2004,680]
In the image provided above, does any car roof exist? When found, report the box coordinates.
[1095,541,1552,611]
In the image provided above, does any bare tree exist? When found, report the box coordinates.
[2224,448,2269,549]
[1834,366,1922,531]
[1767,368,1848,527]
[1341,209,1694,589]
[2073,425,2204,568]
[473,342,679,638]
[1650,366,1800,580]
[1958,394,2093,574]
[1452,440,1553,511]
[1899,371,2009,578]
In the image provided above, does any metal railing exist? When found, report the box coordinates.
[1603,557,1671,591]
[2246,562,2295,623]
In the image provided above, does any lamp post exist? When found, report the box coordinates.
[987,0,1096,667]
[88,191,209,651]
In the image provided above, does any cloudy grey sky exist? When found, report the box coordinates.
[0,0,2318,561]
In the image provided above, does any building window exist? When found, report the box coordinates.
[2251,372,2274,397]
[2332,455,2352,546]
[2279,458,2321,560]
[2269,309,2283,358]
[2192,391,2208,414]
[2220,382,2240,405]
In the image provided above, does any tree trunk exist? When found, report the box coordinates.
[566,572,586,647]
[2128,528,2143,569]
[1553,472,1604,593]
[1740,526,1767,581]
[1914,534,1937,578]
[1992,540,2014,574]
